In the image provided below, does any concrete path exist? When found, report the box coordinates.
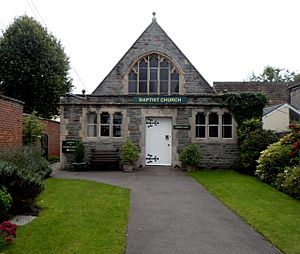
[51,166,281,254]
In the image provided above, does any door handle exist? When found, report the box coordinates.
[165,135,170,140]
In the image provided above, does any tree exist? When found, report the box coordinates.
[248,66,300,82]
[0,15,72,119]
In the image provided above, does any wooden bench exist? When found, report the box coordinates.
[88,148,121,170]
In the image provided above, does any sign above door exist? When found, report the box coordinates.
[133,96,187,104]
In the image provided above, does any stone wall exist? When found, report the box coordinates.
[0,95,24,151]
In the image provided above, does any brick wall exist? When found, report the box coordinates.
[0,95,24,151]
[41,119,60,157]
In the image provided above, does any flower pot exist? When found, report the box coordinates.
[123,164,133,173]
[72,162,86,171]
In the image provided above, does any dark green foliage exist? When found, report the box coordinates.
[179,144,201,167]
[255,140,294,185]
[237,117,263,144]
[74,141,85,163]
[0,146,51,214]
[23,112,45,145]
[221,93,267,125]
[0,161,44,214]
[237,129,278,175]
[276,166,300,200]
[0,186,12,221]
[0,15,72,119]
[121,139,139,164]
[248,65,300,82]
[0,146,52,179]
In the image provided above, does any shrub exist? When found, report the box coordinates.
[255,141,294,185]
[48,156,60,163]
[180,144,201,168]
[0,159,44,215]
[0,146,51,179]
[0,186,12,222]
[121,139,139,164]
[0,221,17,247]
[23,112,45,145]
[237,117,263,144]
[74,141,85,163]
[276,166,300,199]
[237,129,278,175]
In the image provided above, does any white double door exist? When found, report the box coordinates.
[145,117,172,166]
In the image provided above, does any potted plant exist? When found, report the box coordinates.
[179,144,201,172]
[121,139,139,172]
[72,140,86,171]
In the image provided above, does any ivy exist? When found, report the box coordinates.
[221,92,267,125]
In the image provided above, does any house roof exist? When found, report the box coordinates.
[92,16,214,95]
[263,102,300,117]
[213,82,293,106]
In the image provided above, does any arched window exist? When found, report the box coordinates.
[128,53,180,95]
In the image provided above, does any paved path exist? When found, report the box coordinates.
[51,166,281,254]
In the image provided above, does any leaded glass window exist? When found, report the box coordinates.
[87,112,97,137]
[195,112,206,138]
[222,113,232,138]
[209,113,219,138]
[100,112,110,137]
[128,53,180,95]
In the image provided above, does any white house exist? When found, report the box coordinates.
[263,103,300,132]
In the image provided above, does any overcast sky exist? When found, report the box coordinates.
[1,0,299,94]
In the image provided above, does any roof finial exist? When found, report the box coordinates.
[152,11,157,22]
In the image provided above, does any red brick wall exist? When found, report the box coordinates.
[0,95,24,151]
[41,119,60,157]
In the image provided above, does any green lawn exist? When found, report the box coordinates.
[190,170,300,254]
[1,178,130,254]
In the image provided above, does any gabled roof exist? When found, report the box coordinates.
[213,82,293,106]
[92,17,214,95]
[263,102,300,117]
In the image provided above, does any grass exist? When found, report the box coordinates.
[189,170,300,254]
[2,178,130,254]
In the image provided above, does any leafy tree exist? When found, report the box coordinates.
[23,112,45,145]
[0,15,72,119]
[248,66,300,82]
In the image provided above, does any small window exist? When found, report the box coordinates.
[100,112,110,136]
[113,112,123,137]
[222,113,232,138]
[195,112,206,138]
[87,112,97,137]
[209,113,219,137]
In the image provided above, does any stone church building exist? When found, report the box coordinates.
[60,15,239,169]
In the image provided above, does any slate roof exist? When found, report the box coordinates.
[92,18,214,95]
[213,82,293,106]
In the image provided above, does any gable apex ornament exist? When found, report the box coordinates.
[152,11,157,22]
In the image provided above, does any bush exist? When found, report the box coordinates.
[74,141,85,163]
[121,139,139,164]
[0,146,52,179]
[0,186,12,222]
[180,144,201,168]
[237,117,263,144]
[237,129,278,175]
[276,166,300,199]
[0,161,44,214]
[0,146,49,214]
[255,140,294,185]
[0,221,17,247]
